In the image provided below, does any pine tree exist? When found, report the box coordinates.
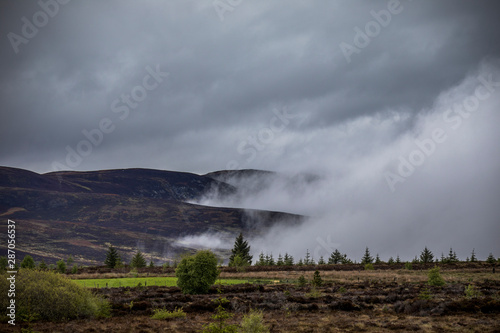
[329,249,343,264]
[318,256,325,265]
[267,254,275,266]
[304,249,312,265]
[297,259,304,266]
[284,253,294,266]
[387,257,395,265]
[228,233,253,267]
[375,254,382,264]
[256,252,266,266]
[277,254,284,266]
[447,248,459,263]
[130,250,147,268]
[486,253,496,264]
[67,254,74,266]
[361,247,373,264]
[38,259,48,270]
[312,271,323,287]
[396,255,401,264]
[149,260,155,268]
[470,249,477,262]
[20,255,36,269]
[105,245,121,268]
[420,246,434,264]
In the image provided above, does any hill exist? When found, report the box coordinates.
[0,167,304,265]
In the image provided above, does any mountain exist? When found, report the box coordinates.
[0,167,304,265]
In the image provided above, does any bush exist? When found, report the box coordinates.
[151,307,186,320]
[176,250,219,294]
[239,309,269,333]
[202,296,237,333]
[364,263,374,270]
[20,255,36,269]
[297,275,307,287]
[464,284,482,299]
[56,260,66,273]
[0,270,109,322]
[428,267,445,287]
[404,262,413,270]
[311,271,323,287]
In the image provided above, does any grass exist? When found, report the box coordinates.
[151,307,186,320]
[74,276,254,288]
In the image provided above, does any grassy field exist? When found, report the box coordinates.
[73,276,256,288]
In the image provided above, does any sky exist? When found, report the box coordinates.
[1,0,499,261]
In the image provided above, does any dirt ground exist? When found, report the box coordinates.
[2,267,500,332]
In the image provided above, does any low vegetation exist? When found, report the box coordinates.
[0,269,109,323]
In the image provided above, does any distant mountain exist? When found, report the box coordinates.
[0,167,304,265]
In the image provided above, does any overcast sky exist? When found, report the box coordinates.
[1,1,499,260]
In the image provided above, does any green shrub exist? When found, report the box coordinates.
[428,267,445,287]
[176,250,219,294]
[464,284,482,299]
[311,271,323,287]
[239,309,269,333]
[338,286,347,294]
[364,263,374,270]
[151,307,186,320]
[404,262,413,270]
[56,260,66,273]
[20,255,36,269]
[202,296,237,333]
[297,275,307,287]
[418,288,432,300]
[0,270,110,322]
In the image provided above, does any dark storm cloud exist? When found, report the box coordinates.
[0,1,499,259]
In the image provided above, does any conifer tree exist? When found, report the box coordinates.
[375,254,382,264]
[284,253,294,266]
[329,249,343,264]
[276,254,284,266]
[396,255,401,264]
[130,250,147,268]
[318,256,325,265]
[387,257,395,265]
[256,252,266,266]
[105,245,121,268]
[20,255,36,269]
[486,253,496,264]
[304,249,312,265]
[420,246,434,263]
[38,259,48,270]
[470,249,477,262]
[228,233,253,266]
[361,247,373,264]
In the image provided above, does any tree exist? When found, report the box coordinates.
[395,255,401,264]
[20,255,36,269]
[104,245,121,269]
[329,249,343,264]
[276,254,284,266]
[256,252,266,266]
[446,248,459,263]
[284,253,294,266]
[228,233,253,267]
[149,260,155,268]
[130,250,147,268]
[176,250,219,294]
[375,254,382,264]
[56,260,66,274]
[486,253,496,264]
[470,249,477,262]
[312,270,323,287]
[387,257,395,265]
[67,254,74,266]
[428,267,445,286]
[420,246,434,264]
[304,249,312,265]
[317,256,326,265]
[38,259,48,270]
[361,247,373,264]
[266,254,275,266]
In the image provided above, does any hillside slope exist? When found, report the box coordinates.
[0,167,304,265]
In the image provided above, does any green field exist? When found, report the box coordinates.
[73,276,253,288]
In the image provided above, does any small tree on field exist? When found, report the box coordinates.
[176,250,219,294]
[104,245,121,269]
[420,246,434,264]
[486,253,496,264]
[56,260,66,274]
[312,271,323,287]
[375,254,382,264]
[297,275,307,287]
[231,255,249,272]
[149,260,155,268]
[361,247,373,264]
[276,254,284,266]
[67,255,74,266]
[387,257,395,265]
[395,255,401,264]
[38,259,47,270]
[317,256,326,265]
[304,249,312,265]
[130,251,147,268]
[428,266,445,286]
[228,233,253,267]
[256,252,266,266]
[470,249,477,262]
[20,255,36,269]
[284,253,294,266]
[329,249,343,264]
